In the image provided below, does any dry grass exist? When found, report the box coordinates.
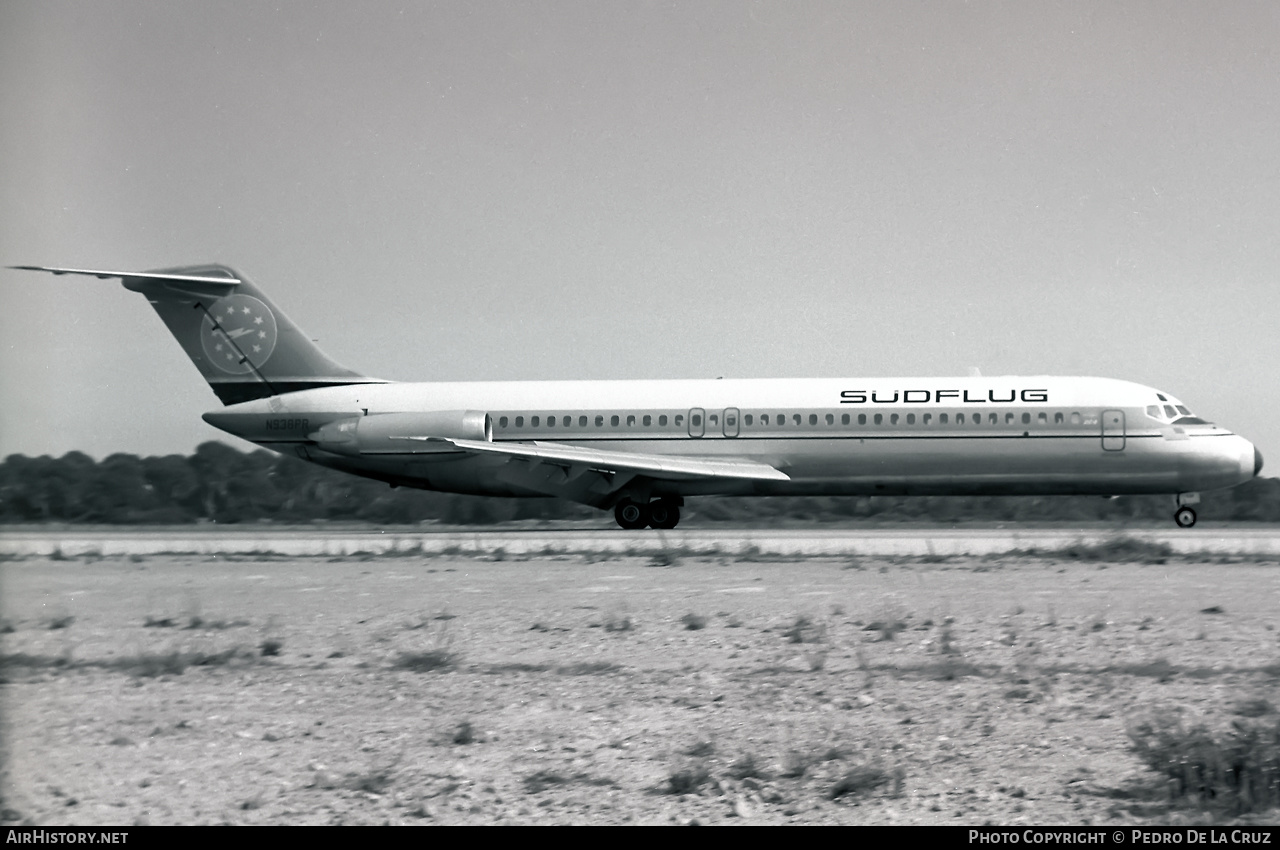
[666,764,711,795]
[1028,536,1176,564]
[603,610,634,633]
[783,615,825,644]
[394,648,458,672]
[1128,710,1280,815]
[829,764,904,800]
[680,613,707,631]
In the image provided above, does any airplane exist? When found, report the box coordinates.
[10,264,1264,530]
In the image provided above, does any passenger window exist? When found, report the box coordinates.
[744,414,753,426]
[857,414,866,425]
[776,415,784,427]
[1021,412,1031,425]
[956,413,965,424]
[940,413,949,425]
[989,413,997,425]
[890,413,899,425]
[874,413,883,425]
[841,414,850,425]
[906,413,915,425]
[643,415,652,426]
[1071,412,1081,425]
[923,413,932,425]
[1054,412,1063,424]
[563,416,571,427]
[1006,413,1015,425]
[659,415,668,426]
[547,416,555,428]
[809,414,818,426]
[793,414,802,425]
[710,414,719,426]
[675,414,684,426]
[610,415,620,427]
[726,414,736,427]
[1037,412,1047,424]
[761,414,769,425]
[691,414,702,427]
[531,416,540,427]
[595,415,604,427]
[499,416,509,428]
[515,416,524,427]
[578,416,587,427]
[627,415,636,427]
[825,413,834,425]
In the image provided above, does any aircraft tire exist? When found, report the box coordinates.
[614,500,650,530]
[648,500,680,530]
[1174,506,1197,528]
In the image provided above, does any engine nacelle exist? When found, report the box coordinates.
[309,410,492,457]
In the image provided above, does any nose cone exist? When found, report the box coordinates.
[1256,446,1265,477]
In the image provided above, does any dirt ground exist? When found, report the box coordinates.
[1,547,1278,825]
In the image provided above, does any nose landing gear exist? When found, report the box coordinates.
[1173,492,1200,528]
[613,498,682,530]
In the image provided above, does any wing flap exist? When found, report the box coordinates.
[404,437,790,482]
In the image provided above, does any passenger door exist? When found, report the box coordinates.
[1101,409,1125,451]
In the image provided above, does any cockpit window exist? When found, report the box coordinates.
[1149,401,1207,425]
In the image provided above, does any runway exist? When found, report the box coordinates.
[3,525,1280,558]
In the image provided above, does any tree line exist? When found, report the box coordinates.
[2,441,1278,526]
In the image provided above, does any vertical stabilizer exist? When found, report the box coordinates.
[11,264,384,404]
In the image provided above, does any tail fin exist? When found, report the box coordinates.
[11,264,384,404]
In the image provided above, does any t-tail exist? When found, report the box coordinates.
[10,264,385,404]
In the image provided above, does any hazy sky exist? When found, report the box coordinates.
[2,1,1277,463]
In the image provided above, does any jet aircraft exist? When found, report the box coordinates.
[11,264,1263,529]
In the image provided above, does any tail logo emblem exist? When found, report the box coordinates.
[200,294,279,374]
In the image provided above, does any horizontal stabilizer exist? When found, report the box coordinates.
[8,265,241,298]
[412,437,791,483]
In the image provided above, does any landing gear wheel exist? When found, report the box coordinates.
[648,500,681,530]
[1174,506,1197,528]
[614,499,650,530]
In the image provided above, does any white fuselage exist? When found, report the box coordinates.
[203,375,1259,502]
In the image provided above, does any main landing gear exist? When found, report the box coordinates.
[613,498,681,530]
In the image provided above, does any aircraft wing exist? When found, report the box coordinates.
[400,436,789,489]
